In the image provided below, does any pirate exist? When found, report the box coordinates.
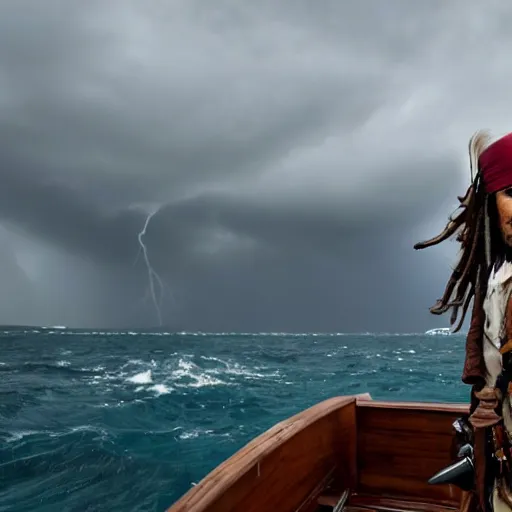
[415,131,512,511]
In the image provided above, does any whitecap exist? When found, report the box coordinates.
[425,327,451,336]
[149,384,172,395]
[171,359,227,388]
[126,370,153,384]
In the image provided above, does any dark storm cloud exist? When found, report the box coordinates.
[0,0,510,330]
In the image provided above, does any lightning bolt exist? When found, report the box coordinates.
[137,206,165,326]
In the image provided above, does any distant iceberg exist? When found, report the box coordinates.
[425,327,452,336]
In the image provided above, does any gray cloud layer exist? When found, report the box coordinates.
[1,0,510,331]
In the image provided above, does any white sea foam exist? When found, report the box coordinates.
[149,384,172,395]
[172,359,226,388]
[199,355,277,380]
[178,428,214,440]
[84,349,282,398]
[126,370,153,384]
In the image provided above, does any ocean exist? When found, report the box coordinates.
[0,328,467,512]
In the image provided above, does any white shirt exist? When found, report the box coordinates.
[483,261,512,387]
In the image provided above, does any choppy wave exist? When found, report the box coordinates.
[425,327,452,336]
[0,330,467,511]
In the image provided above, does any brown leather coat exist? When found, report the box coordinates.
[462,288,487,390]
[462,289,487,512]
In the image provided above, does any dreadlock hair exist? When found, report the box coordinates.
[414,131,512,332]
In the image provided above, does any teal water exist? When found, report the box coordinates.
[0,329,467,512]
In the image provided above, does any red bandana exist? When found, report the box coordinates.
[480,132,512,193]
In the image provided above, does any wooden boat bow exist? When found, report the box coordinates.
[167,394,469,512]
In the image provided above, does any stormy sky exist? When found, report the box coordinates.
[1,0,511,332]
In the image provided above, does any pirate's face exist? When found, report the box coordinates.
[496,188,512,246]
